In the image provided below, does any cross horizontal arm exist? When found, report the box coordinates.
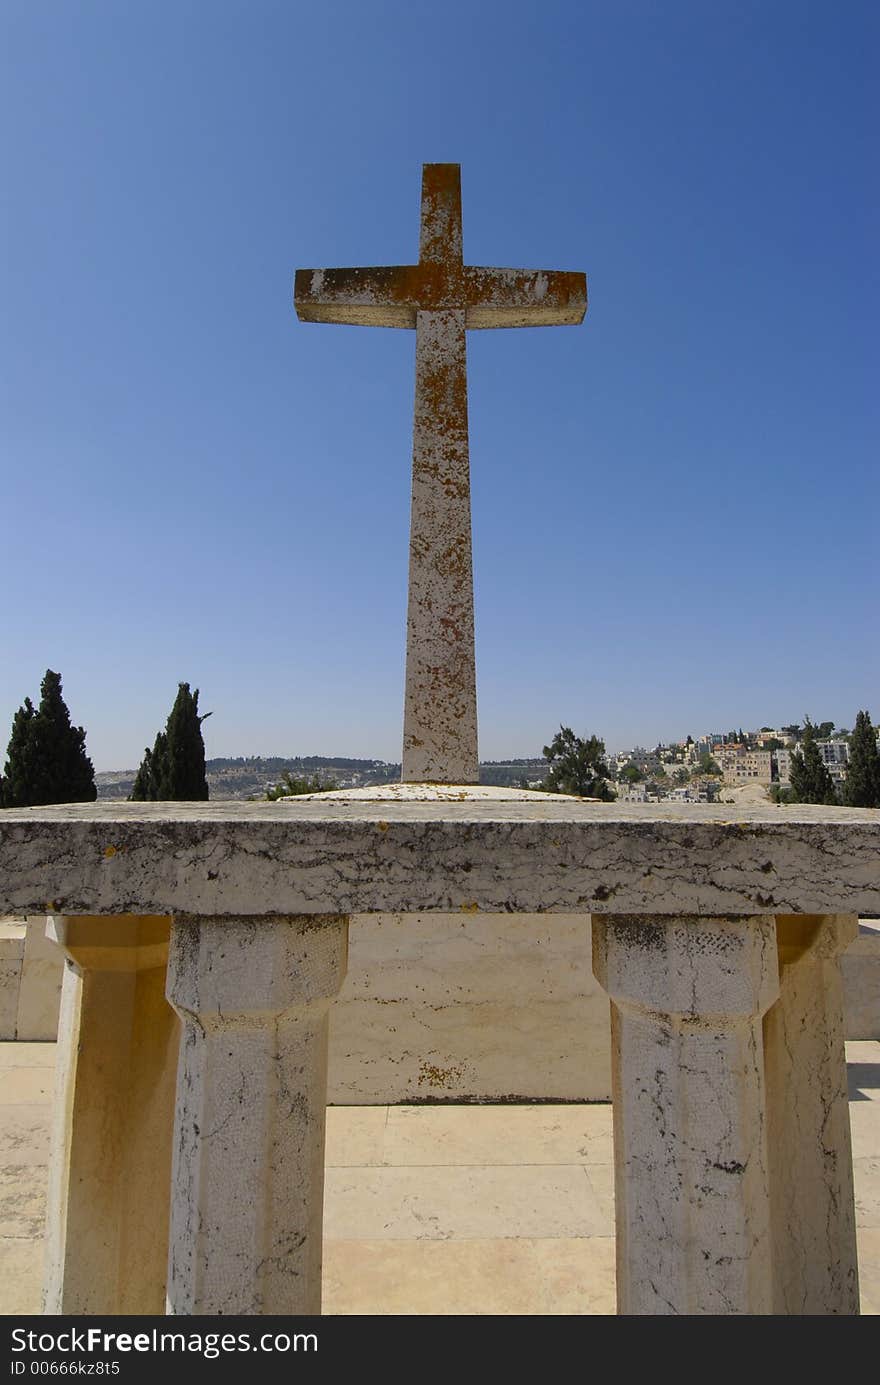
[294,266,420,328]
[465,267,586,328]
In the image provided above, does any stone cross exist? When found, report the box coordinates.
[295,164,586,783]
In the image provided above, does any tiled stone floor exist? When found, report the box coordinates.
[1,1041,878,1315]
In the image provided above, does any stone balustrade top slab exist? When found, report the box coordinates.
[1,791,877,919]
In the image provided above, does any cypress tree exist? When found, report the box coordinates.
[129,685,210,800]
[130,732,168,802]
[788,717,837,805]
[843,710,880,808]
[1,699,37,807]
[1,671,96,808]
[164,685,210,799]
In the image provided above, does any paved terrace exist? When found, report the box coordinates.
[0,792,877,1315]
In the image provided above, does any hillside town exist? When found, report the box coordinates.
[87,721,879,804]
[606,724,857,803]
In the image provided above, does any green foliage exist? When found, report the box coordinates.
[696,754,721,777]
[266,772,338,800]
[769,783,798,805]
[1,670,96,808]
[130,685,211,801]
[541,726,615,800]
[130,733,167,802]
[843,710,880,808]
[673,768,690,785]
[0,699,36,808]
[620,764,643,784]
[788,717,837,805]
[816,721,835,741]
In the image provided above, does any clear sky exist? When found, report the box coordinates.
[2,1,877,771]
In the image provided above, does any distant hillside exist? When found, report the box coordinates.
[95,755,548,800]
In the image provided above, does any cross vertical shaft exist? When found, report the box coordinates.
[403,166,476,782]
[403,305,477,781]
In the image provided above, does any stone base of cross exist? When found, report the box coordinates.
[295,165,586,782]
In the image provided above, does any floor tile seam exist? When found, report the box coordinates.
[325,1161,610,1171]
[322,1231,607,1243]
[0,1068,56,1075]
[322,1234,617,1244]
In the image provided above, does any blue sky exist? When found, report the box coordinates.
[2,1,877,771]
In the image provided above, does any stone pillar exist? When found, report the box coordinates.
[764,914,859,1314]
[165,914,348,1315]
[43,916,179,1315]
[592,914,779,1315]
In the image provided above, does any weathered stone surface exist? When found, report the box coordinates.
[329,911,611,1103]
[0,799,877,919]
[0,920,25,1040]
[42,916,178,1315]
[295,165,586,782]
[403,306,477,781]
[764,915,859,1313]
[165,914,348,1315]
[8,906,872,1103]
[593,914,780,1315]
[842,921,880,1040]
[16,918,63,1041]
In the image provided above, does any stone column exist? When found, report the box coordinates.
[43,916,179,1315]
[165,914,348,1315]
[593,914,779,1315]
[763,914,859,1314]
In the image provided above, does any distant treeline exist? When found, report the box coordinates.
[203,757,544,786]
[207,756,395,772]
[479,764,545,787]
[480,758,545,766]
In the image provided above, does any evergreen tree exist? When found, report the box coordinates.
[1,671,96,808]
[843,710,880,808]
[0,699,37,807]
[541,726,615,800]
[788,717,837,805]
[130,686,211,800]
[130,732,167,801]
[265,771,337,800]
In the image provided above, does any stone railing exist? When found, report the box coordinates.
[0,790,877,1316]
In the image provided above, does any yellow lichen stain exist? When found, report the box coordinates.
[417,1059,466,1089]
[460,901,479,913]
[104,845,118,859]
[377,821,389,833]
